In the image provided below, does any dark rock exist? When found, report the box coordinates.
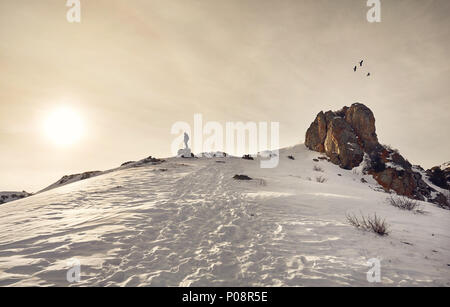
[142,156,163,163]
[233,174,253,180]
[426,166,449,189]
[0,191,32,204]
[242,154,254,160]
[323,117,364,169]
[57,171,102,185]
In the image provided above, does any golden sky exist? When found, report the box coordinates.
[1,0,449,192]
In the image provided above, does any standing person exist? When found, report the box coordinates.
[184,132,189,150]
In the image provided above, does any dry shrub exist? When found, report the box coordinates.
[315,176,327,183]
[313,165,324,172]
[346,213,390,236]
[387,196,421,212]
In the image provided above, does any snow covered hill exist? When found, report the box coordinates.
[0,145,449,286]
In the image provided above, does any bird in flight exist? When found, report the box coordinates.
[359,60,364,66]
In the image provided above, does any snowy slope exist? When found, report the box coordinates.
[38,171,103,193]
[0,145,449,286]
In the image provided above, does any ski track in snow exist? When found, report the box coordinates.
[0,145,449,286]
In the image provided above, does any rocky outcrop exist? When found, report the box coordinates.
[323,116,364,169]
[39,171,103,193]
[306,103,377,170]
[0,191,32,205]
[426,164,450,190]
[344,103,379,152]
[305,111,328,152]
[305,103,449,208]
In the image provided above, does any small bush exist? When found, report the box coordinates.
[313,165,324,172]
[242,154,254,160]
[346,213,390,236]
[315,176,326,183]
[388,196,421,212]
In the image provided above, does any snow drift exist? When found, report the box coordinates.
[0,145,449,286]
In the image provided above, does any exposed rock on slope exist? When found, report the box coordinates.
[0,191,32,205]
[305,103,448,207]
[38,156,164,194]
[306,104,382,170]
[39,171,103,193]
[426,164,450,190]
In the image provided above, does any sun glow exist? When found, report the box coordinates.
[43,107,84,147]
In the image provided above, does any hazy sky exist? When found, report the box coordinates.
[1,0,449,192]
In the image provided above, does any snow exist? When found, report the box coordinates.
[385,162,405,172]
[440,162,450,170]
[0,144,449,286]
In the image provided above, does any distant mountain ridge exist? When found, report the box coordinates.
[37,156,164,194]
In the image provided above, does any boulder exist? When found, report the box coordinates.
[344,103,379,152]
[305,111,328,152]
[323,117,364,169]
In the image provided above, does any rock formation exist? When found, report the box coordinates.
[306,103,379,170]
[305,103,449,208]
[426,163,450,190]
[39,171,103,193]
[0,191,32,205]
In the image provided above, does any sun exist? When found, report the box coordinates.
[43,107,84,147]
